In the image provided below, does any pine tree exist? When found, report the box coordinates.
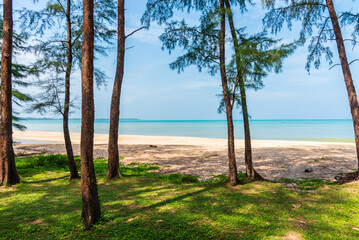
[143,0,293,184]
[0,0,20,186]
[224,0,293,180]
[19,0,116,180]
[143,0,242,185]
[107,0,144,179]
[107,0,125,179]
[81,0,101,228]
[263,0,359,176]
[0,18,34,131]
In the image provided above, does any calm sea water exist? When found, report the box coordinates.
[18,119,355,142]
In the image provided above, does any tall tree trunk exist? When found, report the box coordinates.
[81,0,101,228]
[224,0,263,180]
[220,0,239,186]
[326,0,359,173]
[64,0,79,180]
[107,0,125,179]
[0,0,20,187]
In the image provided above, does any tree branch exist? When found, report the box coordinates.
[272,2,327,11]
[125,46,135,51]
[308,17,331,58]
[56,0,68,18]
[190,46,219,64]
[166,27,219,40]
[231,75,240,108]
[71,32,82,47]
[349,59,359,65]
[125,26,146,39]
[328,63,340,70]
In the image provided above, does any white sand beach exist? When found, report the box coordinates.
[13,130,357,181]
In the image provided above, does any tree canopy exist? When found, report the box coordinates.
[0,18,34,130]
[262,0,359,71]
[19,0,117,116]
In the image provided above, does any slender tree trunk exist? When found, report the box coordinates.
[220,0,239,186]
[0,0,20,187]
[107,0,125,179]
[326,0,359,173]
[81,0,101,228]
[64,0,79,180]
[224,0,263,180]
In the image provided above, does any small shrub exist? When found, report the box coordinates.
[180,174,199,183]
[165,173,199,184]
[237,171,247,181]
[206,171,247,184]
[35,154,69,169]
[16,154,71,171]
[206,174,227,184]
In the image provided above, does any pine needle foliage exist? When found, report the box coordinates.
[261,0,357,71]
[18,0,116,116]
[217,31,295,113]
[0,17,34,130]
[143,0,293,112]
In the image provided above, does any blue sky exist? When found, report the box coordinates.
[14,0,359,120]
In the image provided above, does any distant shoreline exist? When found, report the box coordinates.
[20,118,352,121]
[21,117,141,121]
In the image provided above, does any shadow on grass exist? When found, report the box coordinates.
[22,175,70,184]
[95,175,359,239]
[1,155,359,239]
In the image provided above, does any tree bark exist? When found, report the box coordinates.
[107,0,125,179]
[220,0,239,186]
[64,0,79,180]
[0,0,20,187]
[326,0,359,173]
[81,0,101,228]
[224,0,263,181]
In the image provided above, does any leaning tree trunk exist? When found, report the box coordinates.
[326,0,359,173]
[80,0,101,228]
[219,0,239,186]
[0,0,20,187]
[64,0,79,180]
[107,0,125,179]
[224,0,263,181]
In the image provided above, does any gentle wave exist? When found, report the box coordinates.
[17,119,355,142]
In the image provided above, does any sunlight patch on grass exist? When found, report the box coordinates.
[1,155,359,239]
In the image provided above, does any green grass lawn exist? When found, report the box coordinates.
[1,155,359,239]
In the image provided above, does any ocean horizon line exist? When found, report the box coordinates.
[20,118,353,121]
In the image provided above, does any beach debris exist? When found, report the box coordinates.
[334,175,342,181]
[285,182,298,189]
[334,172,359,184]
[305,167,313,173]
[292,203,301,209]
[149,145,158,148]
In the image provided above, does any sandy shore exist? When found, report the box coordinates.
[13,130,357,181]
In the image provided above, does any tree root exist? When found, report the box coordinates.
[335,171,359,184]
[225,168,267,185]
[246,168,267,182]
[225,174,241,186]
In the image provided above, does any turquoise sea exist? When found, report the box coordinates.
[19,119,355,142]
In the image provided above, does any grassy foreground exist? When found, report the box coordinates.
[1,155,359,239]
